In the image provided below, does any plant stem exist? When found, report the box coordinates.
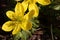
[51,24,54,40]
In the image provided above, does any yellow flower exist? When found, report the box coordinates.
[23,0,51,5]
[29,3,39,17]
[36,0,51,5]
[2,2,35,35]
[22,0,51,17]
[22,0,39,17]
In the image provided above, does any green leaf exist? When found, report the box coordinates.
[21,31,29,40]
[14,32,23,40]
[31,28,36,33]
[53,5,60,10]
[32,21,39,28]
[31,18,39,28]
[14,31,31,40]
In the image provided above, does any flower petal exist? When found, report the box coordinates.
[36,0,51,5]
[6,11,15,20]
[23,10,35,20]
[2,21,14,31]
[21,21,32,31]
[29,3,39,17]
[29,0,36,3]
[12,24,21,35]
[15,2,24,17]
[22,0,28,12]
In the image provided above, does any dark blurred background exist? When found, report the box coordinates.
[0,0,16,25]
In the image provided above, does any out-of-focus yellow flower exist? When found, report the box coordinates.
[36,0,51,5]
[2,2,35,35]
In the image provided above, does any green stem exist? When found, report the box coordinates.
[51,24,54,40]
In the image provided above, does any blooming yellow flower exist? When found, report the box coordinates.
[2,2,35,35]
[22,0,39,17]
[22,0,51,17]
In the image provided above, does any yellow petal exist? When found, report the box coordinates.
[36,0,51,5]
[15,2,24,17]
[23,10,35,20]
[2,21,14,31]
[22,0,28,12]
[29,3,39,17]
[21,21,32,31]
[29,0,36,3]
[12,24,21,35]
[6,11,15,20]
